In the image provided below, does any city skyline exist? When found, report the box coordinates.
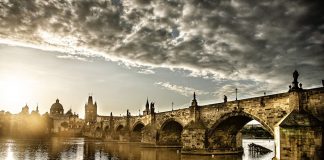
[0,0,324,118]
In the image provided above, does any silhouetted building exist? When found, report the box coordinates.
[85,96,97,124]
[30,105,40,116]
[49,99,83,134]
[20,104,29,115]
[50,99,64,116]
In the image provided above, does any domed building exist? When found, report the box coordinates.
[50,99,64,116]
[48,98,84,134]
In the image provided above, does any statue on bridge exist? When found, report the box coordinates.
[191,92,198,106]
[127,109,131,117]
[290,70,302,92]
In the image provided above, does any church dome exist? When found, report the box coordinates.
[50,99,64,116]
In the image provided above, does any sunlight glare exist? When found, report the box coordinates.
[5,142,14,160]
[0,74,34,111]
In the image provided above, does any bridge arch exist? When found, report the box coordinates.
[159,118,184,129]
[112,124,124,140]
[104,125,110,133]
[132,121,145,132]
[207,111,273,150]
[208,111,273,136]
[131,121,145,142]
[94,126,102,138]
[158,118,184,146]
[115,124,124,132]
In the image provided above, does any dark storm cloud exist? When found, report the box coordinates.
[0,0,323,92]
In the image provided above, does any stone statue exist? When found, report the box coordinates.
[127,109,131,117]
[293,70,299,82]
[291,70,301,91]
[191,92,198,106]
[288,85,292,92]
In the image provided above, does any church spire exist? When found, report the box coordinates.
[146,97,149,110]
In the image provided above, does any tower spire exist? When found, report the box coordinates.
[145,97,149,110]
[144,97,150,116]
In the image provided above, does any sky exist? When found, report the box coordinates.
[0,0,323,118]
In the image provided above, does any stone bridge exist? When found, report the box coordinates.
[85,71,323,160]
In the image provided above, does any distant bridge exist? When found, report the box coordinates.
[84,71,323,160]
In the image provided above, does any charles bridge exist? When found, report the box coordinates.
[83,71,323,160]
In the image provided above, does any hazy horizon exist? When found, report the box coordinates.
[0,0,323,118]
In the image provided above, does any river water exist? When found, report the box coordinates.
[0,137,274,160]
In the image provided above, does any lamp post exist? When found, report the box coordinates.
[235,88,238,101]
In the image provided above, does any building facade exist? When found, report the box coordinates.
[49,99,83,135]
[85,96,97,124]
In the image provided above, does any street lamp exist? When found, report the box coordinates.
[235,88,238,101]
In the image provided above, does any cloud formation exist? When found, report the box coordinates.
[0,0,323,94]
[155,81,209,97]
[57,54,90,62]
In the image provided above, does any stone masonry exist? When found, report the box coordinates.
[84,71,323,159]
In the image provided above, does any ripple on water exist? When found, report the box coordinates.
[0,138,274,160]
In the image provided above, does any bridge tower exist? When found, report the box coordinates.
[85,96,97,124]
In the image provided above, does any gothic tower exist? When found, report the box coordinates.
[143,98,150,116]
[85,96,97,124]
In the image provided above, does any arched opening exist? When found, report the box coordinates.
[131,122,145,142]
[116,125,124,132]
[95,127,102,138]
[104,126,110,133]
[158,120,183,146]
[208,112,274,157]
[102,125,110,138]
[113,125,124,140]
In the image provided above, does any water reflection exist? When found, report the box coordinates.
[0,138,274,160]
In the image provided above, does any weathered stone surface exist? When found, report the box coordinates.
[274,109,323,160]
[182,120,206,150]
[84,87,324,159]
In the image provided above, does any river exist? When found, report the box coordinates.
[0,137,274,160]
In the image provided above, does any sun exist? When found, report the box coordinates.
[0,74,33,112]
